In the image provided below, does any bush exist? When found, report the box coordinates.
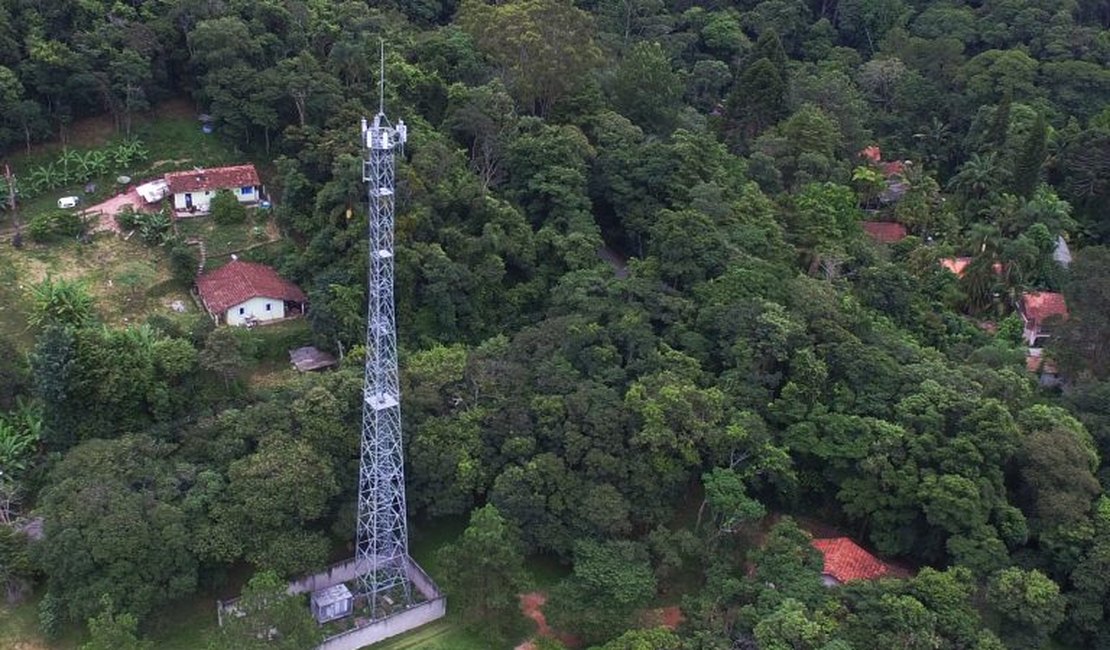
[27,211,84,242]
[115,206,140,231]
[167,241,199,285]
[38,591,62,638]
[210,190,246,224]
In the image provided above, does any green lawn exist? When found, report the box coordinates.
[366,616,494,650]
[176,215,275,262]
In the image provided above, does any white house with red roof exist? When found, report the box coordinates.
[195,258,307,326]
[1018,291,1068,346]
[811,537,894,586]
[165,164,261,214]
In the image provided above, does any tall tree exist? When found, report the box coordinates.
[436,504,529,641]
[458,0,603,115]
[1011,112,1048,198]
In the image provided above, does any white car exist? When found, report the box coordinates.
[57,196,80,209]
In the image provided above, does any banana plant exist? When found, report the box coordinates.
[28,164,61,192]
[112,138,148,168]
[57,149,82,184]
[77,150,108,181]
[0,419,35,477]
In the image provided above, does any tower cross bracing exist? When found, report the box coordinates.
[356,109,412,617]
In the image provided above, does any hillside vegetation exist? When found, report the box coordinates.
[1,0,1109,648]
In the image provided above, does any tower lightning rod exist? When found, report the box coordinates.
[378,38,385,116]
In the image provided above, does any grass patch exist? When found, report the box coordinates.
[365,616,494,650]
[0,592,82,650]
[177,214,274,261]
[0,234,194,335]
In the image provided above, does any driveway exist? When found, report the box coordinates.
[82,187,152,234]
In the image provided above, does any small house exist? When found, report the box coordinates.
[1018,291,1068,347]
[1026,349,1062,387]
[165,164,261,214]
[195,259,307,326]
[310,584,353,624]
[811,537,892,586]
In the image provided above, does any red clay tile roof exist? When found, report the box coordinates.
[165,164,260,194]
[862,221,908,244]
[196,260,306,314]
[1020,292,1068,328]
[880,160,906,177]
[812,537,891,583]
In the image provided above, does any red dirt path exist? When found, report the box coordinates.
[516,592,581,649]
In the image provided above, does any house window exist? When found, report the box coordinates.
[241,186,254,195]
[238,307,245,315]
[265,303,271,311]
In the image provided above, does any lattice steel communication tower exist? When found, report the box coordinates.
[356,52,413,617]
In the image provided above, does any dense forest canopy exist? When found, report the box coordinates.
[1,0,1109,647]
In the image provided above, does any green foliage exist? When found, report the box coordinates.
[592,627,682,650]
[81,597,152,650]
[38,435,201,624]
[986,567,1066,650]
[210,190,247,224]
[27,210,84,242]
[436,504,529,642]
[547,539,657,645]
[211,571,321,650]
[459,0,603,115]
[27,276,95,329]
[0,402,41,478]
[199,327,245,389]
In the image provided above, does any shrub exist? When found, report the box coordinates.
[210,190,246,224]
[167,241,200,285]
[136,211,171,245]
[115,206,140,231]
[27,211,84,242]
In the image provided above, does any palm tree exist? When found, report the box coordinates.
[948,152,1005,202]
[913,116,952,171]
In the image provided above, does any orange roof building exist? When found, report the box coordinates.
[1018,292,1068,346]
[862,221,908,244]
[811,537,892,585]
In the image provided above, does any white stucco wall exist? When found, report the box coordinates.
[173,186,257,212]
[225,296,285,326]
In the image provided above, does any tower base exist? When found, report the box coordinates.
[295,556,445,649]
